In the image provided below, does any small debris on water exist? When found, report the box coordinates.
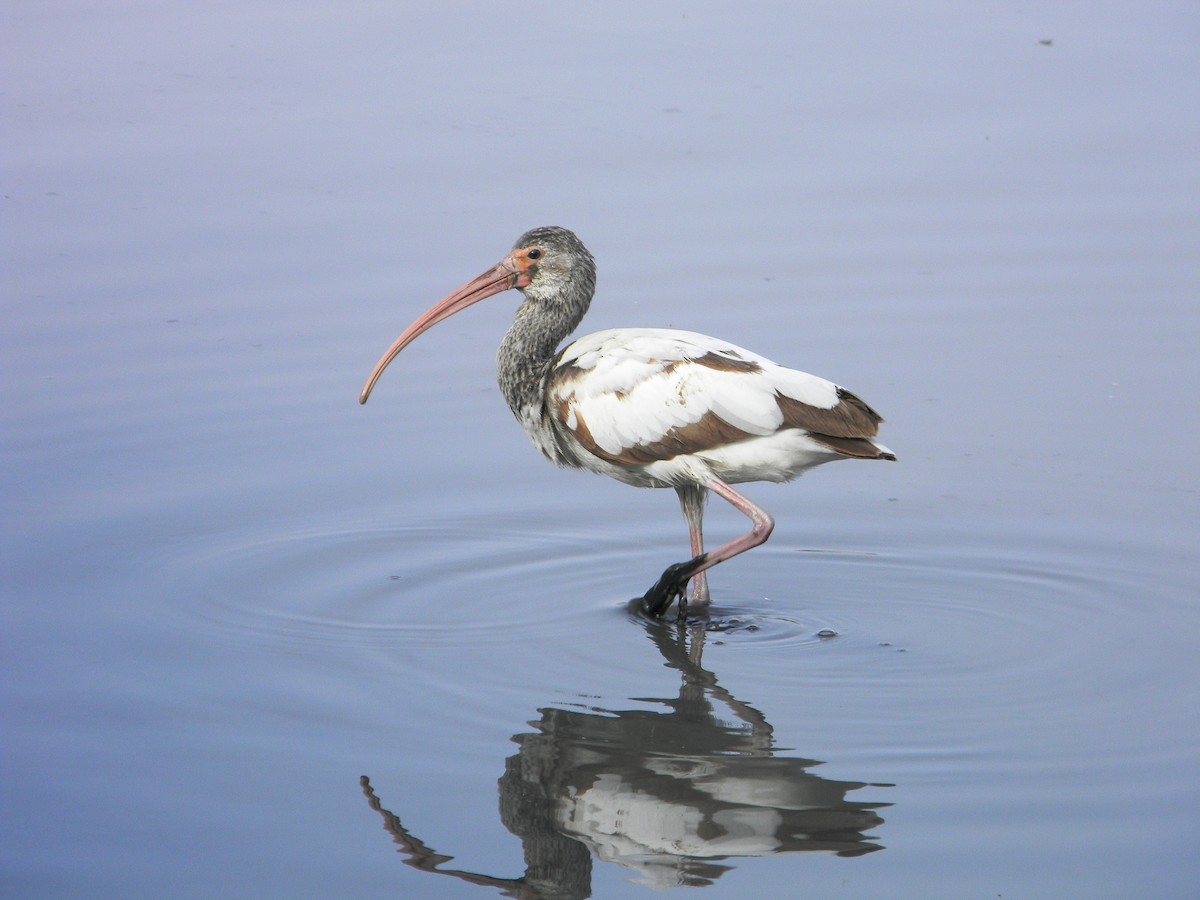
[817,629,839,639]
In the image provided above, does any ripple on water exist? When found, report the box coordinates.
[160,509,1190,752]
[616,600,847,650]
[162,518,627,651]
[700,532,1193,734]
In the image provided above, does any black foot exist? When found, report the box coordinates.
[640,554,707,618]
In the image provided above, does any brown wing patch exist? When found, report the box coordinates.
[666,351,762,375]
[546,350,763,466]
[805,433,896,460]
[552,349,759,388]
[776,386,884,439]
[778,387,893,459]
[554,397,756,467]
[551,358,587,383]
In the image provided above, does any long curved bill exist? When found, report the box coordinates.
[359,256,528,404]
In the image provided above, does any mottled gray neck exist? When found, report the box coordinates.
[492,225,597,428]
[496,291,586,418]
[495,227,596,419]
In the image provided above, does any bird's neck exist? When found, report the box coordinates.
[496,294,582,417]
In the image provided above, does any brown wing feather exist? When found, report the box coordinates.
[778,388,894,459]
[554,394,757,466]
[776,387,884,437]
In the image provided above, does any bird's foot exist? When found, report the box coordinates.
[640,554,707,619]
[640,566,688,618]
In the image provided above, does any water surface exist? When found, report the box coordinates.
[5,3,1198,897]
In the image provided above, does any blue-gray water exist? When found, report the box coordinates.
[5,3,1198,897]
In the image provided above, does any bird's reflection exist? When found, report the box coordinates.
[362,619,891,896]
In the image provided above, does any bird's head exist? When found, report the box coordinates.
[359,226,595,404]
[507,226,596,304]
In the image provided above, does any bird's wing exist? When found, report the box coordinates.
[546,329,884,466]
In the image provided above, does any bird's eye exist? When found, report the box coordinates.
[527,248,543,260]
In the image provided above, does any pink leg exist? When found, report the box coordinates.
[675,485,711,604]
[644,478,775,617]
[687,478,775,580]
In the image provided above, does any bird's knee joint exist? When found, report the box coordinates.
[755,514,775,541]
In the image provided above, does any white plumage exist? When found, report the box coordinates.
[547,328,867,488]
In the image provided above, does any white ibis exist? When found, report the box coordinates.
[360,227,895,617]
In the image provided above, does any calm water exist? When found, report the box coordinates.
[5,3,1199,897]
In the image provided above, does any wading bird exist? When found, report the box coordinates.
[360,227,894,617]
